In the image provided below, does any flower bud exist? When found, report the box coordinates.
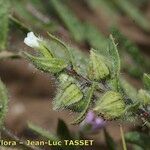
[24,32,41,48]
[53,84,83,110]
[94,91,125,119]
[138,89,150,105]
[87,50,109,81]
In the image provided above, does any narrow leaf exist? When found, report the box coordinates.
[49,0,84,42]
[143,73,150,91]
[108,35,121,78]
[57,119,71,140]
[0,0,10,50]
[104,128,116,150]
[28,122,59,141]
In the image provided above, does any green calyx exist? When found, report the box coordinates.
[87,50,109,81]
[24,52,68,74]
[94,91,125,119]
[53,83,83,110]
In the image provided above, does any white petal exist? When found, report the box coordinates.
[24,32,41,48]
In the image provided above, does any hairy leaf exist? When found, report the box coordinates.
[0,79,8,127]
[120,78,137,102]
[108,35,121,78]
[143,73,150,91]
[28,122,59,141]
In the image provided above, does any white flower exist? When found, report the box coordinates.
[24,32,41,48]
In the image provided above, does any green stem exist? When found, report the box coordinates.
[120,125,127,150]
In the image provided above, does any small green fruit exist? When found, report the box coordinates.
[87,50,109,81]
[94,91,125,119]
[138,89,150,105]
[53,84,83,109]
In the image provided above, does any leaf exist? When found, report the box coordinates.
[71,82,96,124]
[28,122,59,141]
[132,145,144,150]
[114,0,150,32]
[57,119,71,140]
[47,33,88,76]
[104,128,116,150]
[12,0,56,32]
[0,79,8,127]
[47,32,73,64]
[143,73,150,91]
[120,77,137,102]
[125,132,150,150]
[9,15,30,34]
[84,23,108,55]
[49,0,84,42]
[108,35,121,78]
[24,52,68,74]
[0,0,10,50]
[111,27,150,78]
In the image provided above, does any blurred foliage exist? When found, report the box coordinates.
[0,0,10,50]
[125,132,150,150]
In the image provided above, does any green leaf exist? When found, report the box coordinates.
[0,0,10,50]
[108,35,121,78]
[132,145,144,150]
[57,119,71,140]
[84,23,107,54]
[120,77,137,102]
[9,15,30,35]
[143,73,150,91]
[28,122,59,141]
[71,82,96,124]
[111,27,150,78]
[114,0,150,32]
[125,132,150,150]
[0,79,8,127]
[24,52,68,74]
[49,0,84,42]
[47,32,73,64]
[104,129,116,150]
